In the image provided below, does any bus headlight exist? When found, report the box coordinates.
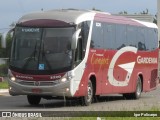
[61,78,67,82]
[60,71,75,83]
[11,77,16,81]
[8,69,16,82]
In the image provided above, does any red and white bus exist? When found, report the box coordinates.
[7,9,159,106]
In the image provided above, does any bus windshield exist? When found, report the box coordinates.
[10,26,75,74]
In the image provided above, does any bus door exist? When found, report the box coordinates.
[91,21,105,94]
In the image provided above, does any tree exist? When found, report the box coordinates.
[0,34,5,58]
[0,34,1,48]
[6,34,12,57]
[9,22,16,28]
[118,11,128,15]
[92,7,101,11]
[153,14,157,24]
[0,34,11,76]
[140,8,149,14]
[0,34,12,58]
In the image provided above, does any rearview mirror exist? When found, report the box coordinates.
[71,29,81,50]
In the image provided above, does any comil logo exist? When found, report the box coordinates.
[108,46,137,87]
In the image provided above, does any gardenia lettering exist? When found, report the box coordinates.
[137,56,158,64]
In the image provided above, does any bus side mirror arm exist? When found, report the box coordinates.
[1,28,14,48]
[71,29,81,50]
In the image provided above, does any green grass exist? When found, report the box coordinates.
[69,116,160,120]
[0,80,8,89]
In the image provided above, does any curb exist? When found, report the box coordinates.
[0,89,9,96]
[0,89,8,93]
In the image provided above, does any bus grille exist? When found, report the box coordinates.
[17,80,58,86]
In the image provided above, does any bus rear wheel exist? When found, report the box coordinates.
[82,80,93,106]
[123,76,142,99]
[27,95,41,105]
[132,76,142,99]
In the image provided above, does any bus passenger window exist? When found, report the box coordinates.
[91,21,103,49]
[137,28,146,51]
[138,42,146,50]
[103,24,116,50]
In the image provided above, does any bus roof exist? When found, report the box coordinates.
[94,13,158,29]
[17,9,158,29]
[18,9,90,25]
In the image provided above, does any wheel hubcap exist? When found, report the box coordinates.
[87,84,92,102]
[137,81,141,96]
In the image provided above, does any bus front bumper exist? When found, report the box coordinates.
[8,79,72,97]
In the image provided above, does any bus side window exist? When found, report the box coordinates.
[103,23,116,50]
[75,37,82,63]
[81,21,90,57]
[138,42,146,50]
[145,29,158,51]
[126,26,138,49]
[137,28,146,51]
[116,24,127,50]
[91,21,103,49]
[75,21,91,63]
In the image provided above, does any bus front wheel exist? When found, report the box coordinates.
[27,95,41,105]
[82,80,93,106]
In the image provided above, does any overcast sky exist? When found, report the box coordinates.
[0,0,157,32]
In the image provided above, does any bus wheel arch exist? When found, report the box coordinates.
[123,74,143,100]
[81,75,97,106]
[138,74,143,92]
[90,75,96,97]
[133,75,143,99]
[27,95,41,105]
[81,79,93,106]
[89,75,99,102]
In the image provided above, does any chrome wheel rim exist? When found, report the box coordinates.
[136,81,141,96]
[87,82,92,102]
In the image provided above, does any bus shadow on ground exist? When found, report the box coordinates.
[24,95,134,108]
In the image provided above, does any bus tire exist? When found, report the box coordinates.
[123,93,132,99]
[132,76,142,99]
[123,76,142,100]
[27,95,41,105]
[82,80,93,106]
[93,95,100,103]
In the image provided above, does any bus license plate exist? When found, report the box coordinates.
[32,88,42,93]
